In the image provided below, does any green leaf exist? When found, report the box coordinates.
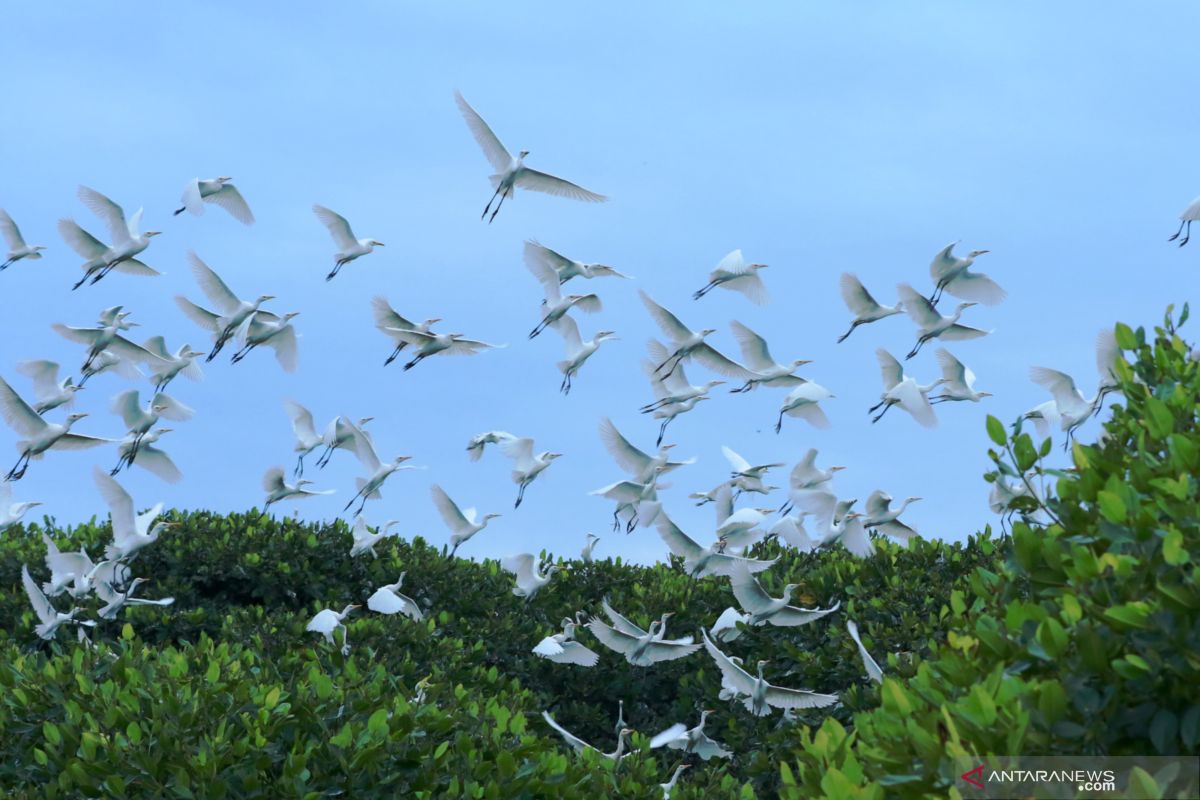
[986,416,1007,446]
[1114,322,1137,350]
[367,708,389,736]
[330,723,352,748]
[121,623,135,641]
[43,722,61,746]
[1096,490,1126,523]
[1144,396,1174,438]
[205,661,220,684]
[1162,528,1187,566]
[1128,767,1162,800]
[1103,602,1151,629]
[1150,709,1178,754]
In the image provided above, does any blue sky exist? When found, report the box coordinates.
[1,3,1196,564]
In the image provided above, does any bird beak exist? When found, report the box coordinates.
[29,501,44,507]
[375,242,386,247]
[662,444,676,450]
[977,250,990,255]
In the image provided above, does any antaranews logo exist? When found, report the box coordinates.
[952,756,1198,799]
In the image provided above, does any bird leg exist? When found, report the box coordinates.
[692,281,718,301]
[5,452,30,481]
[836,322,860,344]
[656,418,671,447]
[326,258,349,282]
[904,337,927,360]
[231,343,257,363]
[0,258,12,271]
[611,508,622,531]
[514,480,528,508]
[778,500,793,516]
[867,397,887,413]
[481,184,504,221]
[871,403,893,424]
[173,206,187,216]
[639,398,666,413]
[654,350,684,377]
[1180,221,1192,247]
[384,342,407,366]
[560,371,574,394]
[625,512,638,534]
[529,315,552,339]
[293,455,306,479]
[774,410,785,434]
[403,353,426,371]
[487,188,511,224]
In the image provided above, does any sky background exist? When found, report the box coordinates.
[1,3,1196,565]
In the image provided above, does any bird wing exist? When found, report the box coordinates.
[78,186,129,244]
[152,393,195,423]
[93,468,137,546]
[875,349,904,390]
[499,436,535,470]
[864,491,890,518]
[692,343,756,381]
[524,244,563,304]
[532,634,565,658]
[1029,367,1084,412]
[430,484,470,533]
[945,270,1005,305]
[500,553,537,588]
[569,294,603,314]
[524,240,573,279]
[445,337,504,355]
[585,618,642,656]
[712,249,746,274]
[350,427,382,473]
[1095,329,1120,386]
[22,565,56,625]
[51,433,111,451]
[654,514,704,560]
[721,445,752,475]
[896,284,941,328]
[764,684,839,710]
[110,257,159,277]
[262,324,299,372]
[208,184,254,225]
[597,417,653,477]
[722,272,769,305]
[0,377,47,437]
[371,296,417,332]
[142,336,172,360]
[729,321,776,372]
[454,91,512,173]
[131,445,182,484]
[180,179,204,215]
[590,479,646,503]
[702,631,758,695]
[57,219,108,259]
[550,641,599,667]
[728,564,777,614]
[262,466,285,492]
[515,169,606,202]
[713,481,734,527]
[935,348,967,386]
[16,361,60,397]
[840,517,874,558]
[771,516,814,551]
[846,619,884,683]
[367,587,418,617]
[111,390,147,429]
[639,291,693,342]
[312,205,358,250]
[892,380,937,428]
[602,598,648,638]
[188,251,243,314]
[639,639,701,664]
[649,724,689,749]
[175,297,221,332]
[284,401,319,444]
[541,711,593,753]
[770,600,841,627]
[0,209,28,249]
[840,273,881,315]
[928,242,960,281]
[939,324,990,342]
[877,519,918,541]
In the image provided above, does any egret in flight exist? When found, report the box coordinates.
[0,378,108,481]
[176,251,276,362]
[141,338,206,394]
[692,250,770,304]
[313,204,385,280]
[649,710,732,761]
[59,218,158,290]
[0,208,46,270]
[498,436,562,508]
[387,330,505,372]
[524,240,629,285]
[928,242,1004,307]
[896,284,988,360]
[367,573,423,620]
[262,466,334,508]
[728,562,841,629]
[455,91,607,223]
[695,321,811,393]
[654,513,775,579]
[349,516,399,558]
[862,490,921,544]
[930,348,991,404]
[868,349,941,427]
[541,712,632,760]
[533,616,599,666]
[0,482,42,532]
[175,177,255,224]
[775,381,834,433]
[598,416,694,483]
[77,186,161,284]
[1169,195,1200,246]
[16,361,82,415]
[94,467,177,561]
[372,297,441,366]
[525,245,603,338]
[306,604,359,654]
[548,315,617,394]
[837,273,905,343]
[22,565,95,640]
[431,483,500,557]
[231,311,301,372]
[640,291,725,378]
[500,553,564,601]
[702,631,838,716]
[847,619,884,684]
[343,434,415,516]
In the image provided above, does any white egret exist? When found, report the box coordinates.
[501,553,564,601]
[350,515,399,558]
[262,466,334,508]
[54,312,168,375]
[775,381,834,434]
[778,449,846,517]
[343,434,415,516]
[58,218,158,290]
[722,446,784,486]
[590,465,666,532]
[175,251,276,361]
[869,349,941,427]
[466,430,515,462]
[702,630,838,716]
[95,576,174,620]
[0,378,109,481]
[22,565,95,640]
[454,91,607,223]
[42,533,109,598]
[660,765,690,799]
[431,483,500,557]
[697,321,811,392]
[1168,195,1200,246]
[649,710,731,761]
[77,186,161,284]
[586,616,700,667]
[498,436,562,508]
[654,513,775,578]
[306,604,359,654]
[862,490,920,543]
[640,291,727,377]
[1027,330,1122,444]
[601,599,693,646]
[80,350,144,387]
[109,390,194,475]
[548,315,617,393]
[0,208,46,270]
[896,284,988,360]
[283,401,323,477]
[16,361,82,414]
[541,712,632,759]
[117,428,182,484]
[642,341,719,445]
[729,563,841,628]
[315,415,374,469]
[387,329,505,372]
[372,297,441,366]
[231,311,300,371]
[837,273,904,343]
[715,502,776,549]
[312,204,385,280]
[524,240,630,285]
[928,242,1003,306]
[769,514,815,551]
[367,573,423,620]
[175,177,254,224]
[846,619,884,684]
[533,616,599,666]
[930,348,991,404]
[141,337,205,394]
[693,250,770,304]
[581,532,600,563]
[815,509,873,558]
[94,467,175,561]
[524,245,604,338]
[0,483,41,532]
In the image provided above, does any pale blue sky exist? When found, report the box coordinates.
[1,3,1196,563]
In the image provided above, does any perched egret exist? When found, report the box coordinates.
[22,565,95,640]
[262,466,334,508]
[312,204,385,280]
[387,329,505,372]
[0,208,46,270]
[0,483,41,532]
[175,177,254,224]
[654,513,775,578]
[94,468,176,561]
[95,576,174,620]
[1168,195,1200,246]
[16,361,82,414]
[640,291,727,378]
[862,491,921,543]
[498,436,562,508]
[548,315,617,393]
[532,616,600,667]
[928,242,1003,306]
[342,435,415,516]
[501,553,564,601]
[141,338,205,394]
[306,604,359,654]
[702,631,838,716]
[846,619,884,684]
[775,381,834,433]
[649,710,731,760]
[466,430,516,462]
[696,321,811,392]
[350,516,400,558]
[455,91,606,223]
[541,711,632,759]
[372,297,441,365]
[175,252,276,362]
[896,284,988,360]
[0,378,109,481]
[837,273,904,343]
[930,348,991,404]
[77,186,161,284]
[431,483,500,557]
[524,240,629,285]
[231,311,300,371]
[581,532,601,563]
[868,349,941,427]
[728,563,841,628]
[367,573,423,620]
[693,250,770,304]
[116,428,181,484]
[660,765,691,799]
[586,616,700,667]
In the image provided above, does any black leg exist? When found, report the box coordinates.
[836,322,859,344]
[775,411,785,434]
[656,418,670,446]
[692,281,717,301]
[403,354,424,371]
[1180,221,1192,247]
[481,184,503,220]
[384,343,405,366]
[488,188,509,224]
[1168,219,1186,241]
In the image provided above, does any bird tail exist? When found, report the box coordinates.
[556,359,572,372]
[488,173,504,189]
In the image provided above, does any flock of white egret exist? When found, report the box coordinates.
[0,88,1157,789]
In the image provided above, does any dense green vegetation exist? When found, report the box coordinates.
[0,308,1196,798]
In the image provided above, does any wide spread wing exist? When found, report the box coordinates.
[649,723,688,749]
[541,711,593,753]
[58,219,108,258]
[875,349,904,390]
[729,564,777,614]
[180,179,204,215]
[939,324,989,342]
[847,619,884,683]
[692,343,756,380]
[284,401,319,444]
[312,205,357,250]
[597,417,653,476]
[430,484,470,533]
[209,184,255,224]
[602,598,648,638]
[654,514,704,560]
[524,243,563,303]
[928,242,960,281]
[840,273,881,316]
[500,553,536,586]
[78,186,129,244]
[22,565,56,625]
[499,436,535,469]
[515,169,606,202]
[454,91,511,173]
[729,321,775,371]
[131,446,182,484]
[702,630,757,695]
[892,380,937,428]
[93,468,136,546]
[371,296,417,332]
[639,291,693,342]
[0,209,28,249]
[187,252,240,314]
[0,377,46,437]
[935,348,967,386]
[763,683,839,710]
[945,270,1005,305]
[896,283,941,328]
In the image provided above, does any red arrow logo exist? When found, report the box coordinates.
[961,765,985,789]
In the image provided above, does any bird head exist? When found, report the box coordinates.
[217,176,233,183]
[596,330,618,341]
[957,302,978,311]
[424,318,443,326]
[33,245,47,252]
[830,465,847,473]
[369,240,386,247]
[144,231,163,238]
[66,412,89,423]
[749,263,769,270]
[906,496,923,504]
[257,294,276,304]
[586,532,598,541]
[756,659,769,671]
[152,403,169,414]
[182,346,207,359]
[755,507,775,515]
[791,359,814,369]
[359,417,374,426]
[978,391,994,398]
[282,312,301,322]
[20,501,44,511]
[967,249,990,258]
[155,427,174,435]
[701,328,718,336]
[545,452,564,461]
[705,380,727,390]
[518,149,530,158]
